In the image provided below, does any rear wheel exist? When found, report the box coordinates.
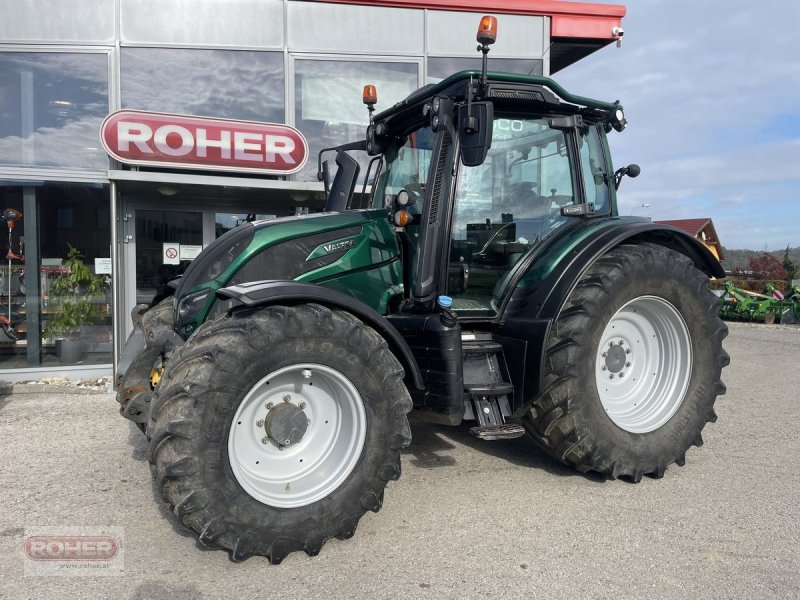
[147,303,412,562]
[524,243,729,481]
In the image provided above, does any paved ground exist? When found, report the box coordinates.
[0,322,798,599]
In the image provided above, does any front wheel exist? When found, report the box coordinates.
[147,303,412,562]
[525,243,729,481]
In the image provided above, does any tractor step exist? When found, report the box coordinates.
[464,382,514,397]
[469,424,526,440]
[462,340,503,355]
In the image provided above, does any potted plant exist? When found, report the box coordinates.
[44,244,109,363]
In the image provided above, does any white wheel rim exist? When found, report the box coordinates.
[228,363,367,508]
[595,296,692,433]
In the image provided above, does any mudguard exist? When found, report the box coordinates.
[217,280,424,391]
[496,219,724,415]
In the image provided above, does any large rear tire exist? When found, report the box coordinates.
[524,243,729,481]
[147,303,412,562]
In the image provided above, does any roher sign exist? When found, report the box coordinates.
[100,110,308,175]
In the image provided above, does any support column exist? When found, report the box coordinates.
[23,187,40,367]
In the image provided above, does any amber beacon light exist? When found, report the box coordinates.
[477,15,497,45]
[362,85,377,106]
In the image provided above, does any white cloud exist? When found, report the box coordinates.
[555,1,800,249]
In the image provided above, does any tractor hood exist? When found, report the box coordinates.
[173,209,401,337]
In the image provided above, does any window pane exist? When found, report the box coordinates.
[427,57,542,84]
[121,48,284,123]
[0,182,112,369]
[448,117,575,314]
[294,60,418,182]
[0,52,109,170]
[579,125,611,213]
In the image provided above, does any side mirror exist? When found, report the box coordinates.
[614,163,641,190]
[458,101,493,167]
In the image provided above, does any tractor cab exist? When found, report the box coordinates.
[319,16,630,321]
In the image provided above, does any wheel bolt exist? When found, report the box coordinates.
[609,374,614,379]
[602,352,607,358]
[299,401,306,409]
[283,394,291,403]
[601,365,607,371]
[261,436,269,444]
[265,402,273,409]
[625,362,631,368]
[619,372,625,378]
[609,341,614,347]
[256,419,265,428]
[625,349,631,354]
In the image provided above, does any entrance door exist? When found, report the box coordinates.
[121,206,204,339]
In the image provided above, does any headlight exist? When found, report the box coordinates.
[176,289,211,321]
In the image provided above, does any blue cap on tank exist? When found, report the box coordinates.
[437,295,453,308]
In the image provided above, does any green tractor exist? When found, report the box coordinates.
[116,17,729,563]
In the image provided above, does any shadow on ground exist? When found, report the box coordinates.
[403,414,606,483]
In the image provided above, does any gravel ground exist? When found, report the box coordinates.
[0,322,798,599]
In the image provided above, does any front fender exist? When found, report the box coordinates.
[217,280,424,391]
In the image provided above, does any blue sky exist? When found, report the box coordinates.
[555,0,800,250]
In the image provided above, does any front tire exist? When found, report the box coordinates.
[147,303,412,562]
[524,243,729,481]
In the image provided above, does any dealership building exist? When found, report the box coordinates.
[0,0,625,379]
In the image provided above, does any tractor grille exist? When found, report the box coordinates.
[489,89,546,102]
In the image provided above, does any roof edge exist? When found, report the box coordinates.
[311,0,626,19]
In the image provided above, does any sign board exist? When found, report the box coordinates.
[163,243,180,265]
[100,110,309,175]
[179,245,203,261]
[95,258,112,274]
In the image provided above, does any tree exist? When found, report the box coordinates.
[748,252,787,281]
[783,246,797,283]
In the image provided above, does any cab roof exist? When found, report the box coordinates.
[374,70,620,122]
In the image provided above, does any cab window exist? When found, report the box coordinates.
[578,124,611,213]
[448,116,577,314]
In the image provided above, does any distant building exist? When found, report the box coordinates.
[654,218,725,261]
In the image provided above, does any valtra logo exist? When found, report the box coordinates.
[100,110,308,175]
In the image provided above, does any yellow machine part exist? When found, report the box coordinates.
[150,366,164,388]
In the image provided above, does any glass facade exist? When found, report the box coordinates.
[121,48,285,124]
[0,52,109,170]
[294,59,419,182]
[427,57,543,83]
[0,182,112,368]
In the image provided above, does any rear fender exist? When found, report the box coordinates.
[217,280,424,391]
[498,220,724,414]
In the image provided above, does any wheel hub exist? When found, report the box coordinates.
[264,401,309,447]
[604,342,628,373]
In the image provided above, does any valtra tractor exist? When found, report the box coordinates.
[116,17,729,563]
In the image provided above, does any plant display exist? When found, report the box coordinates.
[44,244,109,340]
